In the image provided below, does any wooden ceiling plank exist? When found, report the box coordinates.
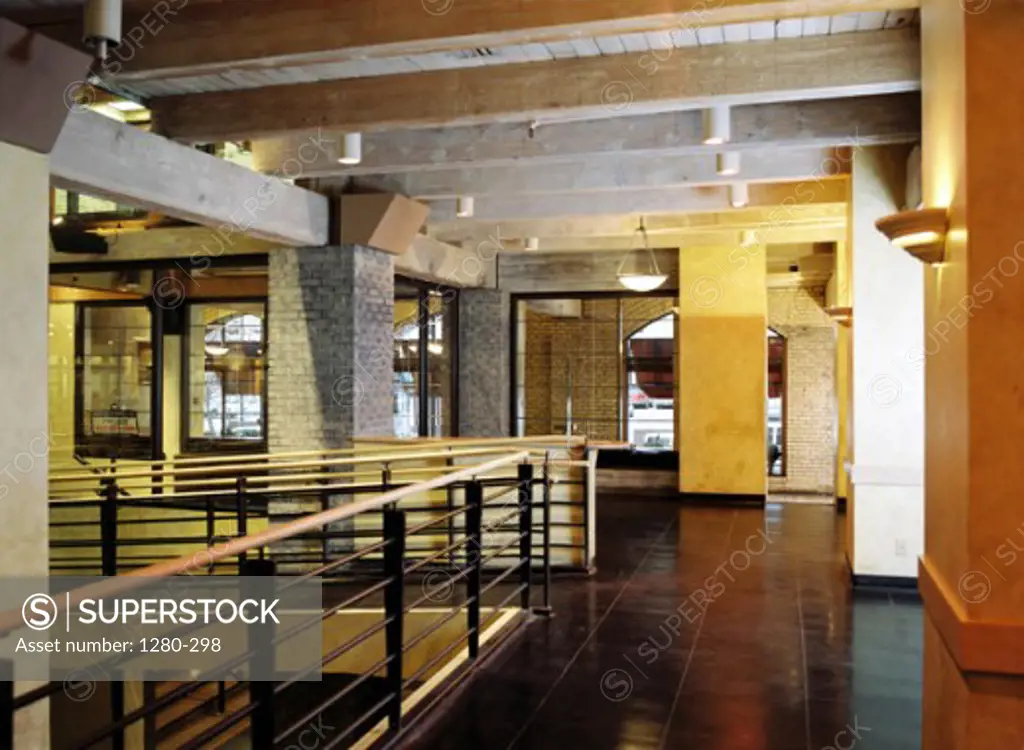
[83,0,921,81]
[150,29,920,142]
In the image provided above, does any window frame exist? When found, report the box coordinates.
[180,297,269,455]
[393,275,460,438]
[767,327,787,478]
[73,299,160,460]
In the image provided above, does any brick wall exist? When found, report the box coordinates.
[768,286,837,495]
[522,297,675,442]
[459,288,511,437]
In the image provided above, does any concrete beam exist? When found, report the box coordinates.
[50,110,330,246]
[252,94,920,177]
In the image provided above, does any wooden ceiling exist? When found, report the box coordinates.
[5,0,923,279]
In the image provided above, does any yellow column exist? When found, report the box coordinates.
[0,140,51,747]
[677,243,767,498]
[920,1,1024,747]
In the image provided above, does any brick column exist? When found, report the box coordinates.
[269,245,394,449]
[458,289,510,437]
[268,245,394,563]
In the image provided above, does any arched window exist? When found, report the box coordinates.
[186,302,267,449]
[767,328,786,476]
[625,312,676,451]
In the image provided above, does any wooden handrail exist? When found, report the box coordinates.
[1,450,531,636]
[48,445,542,484]
[47,435,591,476]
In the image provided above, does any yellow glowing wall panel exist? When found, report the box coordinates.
[678,245,767,496]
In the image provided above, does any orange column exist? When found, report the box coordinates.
[920,1,1024,747]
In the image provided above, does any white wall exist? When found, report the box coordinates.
[0,141,51,746]
[850,147,926,579]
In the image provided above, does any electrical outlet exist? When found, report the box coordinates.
[895,539,908,558]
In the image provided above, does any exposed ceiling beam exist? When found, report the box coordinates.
[50,111,329,247]
[352,148,844,200]
[424,179,848,222]
[69,0,919,81]
[514,226,847,252]
[252,94,920,177]
[150,29,920,142]
[398,235,494,288]
[431,203,848,244]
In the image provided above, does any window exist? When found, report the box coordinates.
[75,303,155,459]
[185,302,267,451]
[393,277,458,438]
[626,312,676,451]
[767,328,786,477]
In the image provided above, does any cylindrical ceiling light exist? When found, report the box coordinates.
[525,237,540,251]
[741,230,758,247]
[730,182,749,208]
[84,0,123,61]
[717,152,741,177]
[456,196,475,218]
[702,105,731,146]
[337,133,362,165]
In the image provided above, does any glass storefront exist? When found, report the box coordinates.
[49,261,268,460]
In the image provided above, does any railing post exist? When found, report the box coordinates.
[0,659,13,750]
[536,456,553,616]
[235,477,249,570]
[518,462,534,611]
[465,480,483,659]
[445,454,457,568]
[100,478,119,576]
[382,508,406,731]
[100,477,124,750]
[206,499,216,575]
[243,558,277,750]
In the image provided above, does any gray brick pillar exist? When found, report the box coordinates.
[269,245,395,449]
[458,289,510,437]
[267,245,394,565]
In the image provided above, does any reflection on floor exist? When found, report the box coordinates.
[411,497,922,750]
[769,493,836,505]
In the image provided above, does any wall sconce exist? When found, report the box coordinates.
[875,207,949,264]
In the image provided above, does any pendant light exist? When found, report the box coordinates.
[617,218,668,292]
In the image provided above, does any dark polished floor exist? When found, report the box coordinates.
[409,495,922,750]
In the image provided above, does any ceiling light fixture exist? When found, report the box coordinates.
[525,237,540,251]
[617,218,668,293]
[702,105,731,146]
[730,182,749,208]
[337,133,362,165]
[741,230,758,247]
[456,196,475,218]
[717,152,741,177]
[875,207,949,264]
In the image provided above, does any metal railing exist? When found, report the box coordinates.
[6,441,597,749]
